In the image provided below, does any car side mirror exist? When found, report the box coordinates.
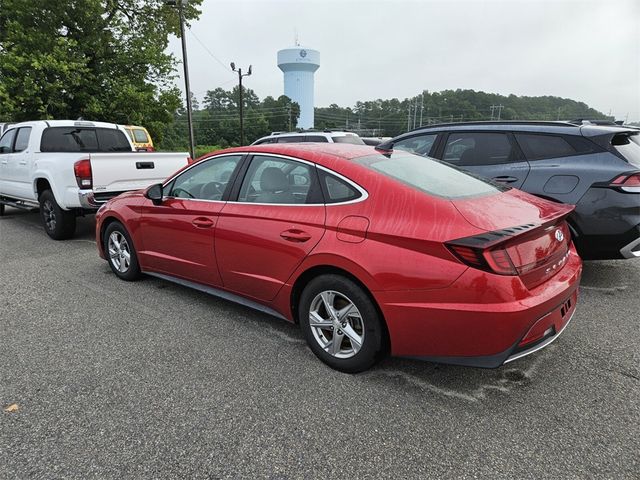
[144,183,163,205]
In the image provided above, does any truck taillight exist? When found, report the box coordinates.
[74,159,92,189]
[610,172,640,193]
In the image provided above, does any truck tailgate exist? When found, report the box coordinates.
[90,152,189,193]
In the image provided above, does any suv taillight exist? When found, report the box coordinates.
[74,159,92,189]
[610,172,640,193]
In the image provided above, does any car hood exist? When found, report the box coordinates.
[451,189,574,231]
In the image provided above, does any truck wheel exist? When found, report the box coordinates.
[39,190,76,240]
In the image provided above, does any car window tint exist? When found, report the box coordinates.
[515,134,577,160]
[305,135,329,142]
[133,129,149,143]
[0,129,16,153]
[394,134,437,156]
[13,127,32,152]
[41,127,98,152]
[276,136,303,143]
[167,155,242,200]
[443,132,514,165]
[321,171,361,203]
[238,155,315,204]
[96,129,132,152]
[355,151,504,199]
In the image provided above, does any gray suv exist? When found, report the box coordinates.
[378,121,640,260]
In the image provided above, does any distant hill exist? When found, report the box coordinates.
[315,89,610,137]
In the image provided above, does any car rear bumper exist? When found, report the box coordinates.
[376,248,582,367]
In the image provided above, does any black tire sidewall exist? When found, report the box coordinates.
[103,221,141,281]
[299,274,384,373]
[38,190,75,240]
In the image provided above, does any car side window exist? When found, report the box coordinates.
[167,155,242,201]
[276,136,303,143]
[320,171,362,203]
[305,135,329,143]
[0,129,16,154]
[443,132,514,166]
[13,127,32,152]
[514,133,586,160]
[237,155,317,204]
[394,134,438,156]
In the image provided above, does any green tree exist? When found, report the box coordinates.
[0,0,202,143]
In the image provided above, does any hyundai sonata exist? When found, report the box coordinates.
[96,144,582,372]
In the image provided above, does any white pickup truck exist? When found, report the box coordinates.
[0,120,190,239]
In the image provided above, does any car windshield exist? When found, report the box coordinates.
[354,151,506,199]
[332,135,365,145]
[613,133,640,167]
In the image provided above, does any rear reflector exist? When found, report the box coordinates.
[74,159,92,189]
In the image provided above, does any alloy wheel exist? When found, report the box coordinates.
[107,231,131,273]
[42,200,56,231]
[309,290,365,359]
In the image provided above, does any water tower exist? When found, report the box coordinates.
[277,46,320,129]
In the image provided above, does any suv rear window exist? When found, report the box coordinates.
[612,132,640,167]
[41,127,131,152]
[332,135,365,145]
[515,133,596,160]
[355,151,505,199]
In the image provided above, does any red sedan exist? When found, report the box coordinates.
[96,144,582,372]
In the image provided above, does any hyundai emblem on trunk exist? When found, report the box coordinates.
[555,229,564,242]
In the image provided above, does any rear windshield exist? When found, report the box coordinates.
[41,127,132,152]
[613,133,640,167]
[332,135,365,145]
[354,151,505,199]
[133,129,149,143]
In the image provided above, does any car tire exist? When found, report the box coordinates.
[299,274,386,373]
[103,221,141,281]
[39,189,76,240]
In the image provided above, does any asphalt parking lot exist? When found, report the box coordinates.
[1,207,638,479]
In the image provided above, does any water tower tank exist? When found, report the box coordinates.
[277,47,320,130]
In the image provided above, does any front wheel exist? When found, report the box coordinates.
[39,190,76,240]
[103,221,141,281]
[299,274,386,373]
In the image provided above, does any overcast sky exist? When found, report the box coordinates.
[167,0,640,121]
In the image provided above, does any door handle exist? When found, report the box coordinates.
[0,160,7,165]
[493,176,518,183]
[19,160,27,165]
[280,229,312,242]
[192,217,215,228]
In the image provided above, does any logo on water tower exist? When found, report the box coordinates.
[299,49,307,58]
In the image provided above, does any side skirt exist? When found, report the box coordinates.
[144,271,288,321]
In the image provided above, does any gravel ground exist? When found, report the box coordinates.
[1,207,638,479]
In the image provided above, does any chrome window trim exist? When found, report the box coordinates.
[226,152,369,207]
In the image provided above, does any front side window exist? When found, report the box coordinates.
[14,127,32,152]
[167,155,242,200]
[355,151,505,199]
[394,134,437,156]
[443,132,514,166]
[0,129,16,154]
[238,155,317,204]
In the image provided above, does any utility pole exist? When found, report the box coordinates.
[419,93,424,127]
[407,105,412,131]
[230,62,252,145]
[413,97,418,129]
[165,0,195,159]
[287,104,292,132]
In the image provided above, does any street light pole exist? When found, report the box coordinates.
[231,63,252,145]
[165,0,195,159]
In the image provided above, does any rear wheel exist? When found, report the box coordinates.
[299,274,385,373]
[104,221,141,281]
[39,190,76,240]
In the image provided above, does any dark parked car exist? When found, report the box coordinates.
[378,121,640,259]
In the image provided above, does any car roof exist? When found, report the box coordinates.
[206,143,377,162]
[6,119,122,129]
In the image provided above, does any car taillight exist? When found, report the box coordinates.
[74,159,92,189]
[610,172,640,193]
[447,243,517,276]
